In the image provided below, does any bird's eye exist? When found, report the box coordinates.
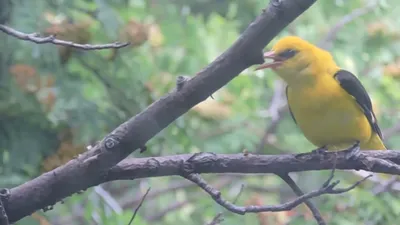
[277,49,297,59]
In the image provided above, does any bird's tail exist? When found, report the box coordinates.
[362,133,386,150]
[362,133,390,180]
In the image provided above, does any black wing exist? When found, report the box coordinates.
[285,85,297,124]
[334,69,383,139]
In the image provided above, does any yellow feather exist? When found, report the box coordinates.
[269,36,386,151]
[264,36,388,179]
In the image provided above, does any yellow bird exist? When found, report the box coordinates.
[256,36,386,158]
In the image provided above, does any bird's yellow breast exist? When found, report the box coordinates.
[287,74,372,150]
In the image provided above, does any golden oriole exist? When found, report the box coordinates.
[256,36,386,157]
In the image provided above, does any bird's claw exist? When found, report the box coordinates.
[0,188,10,203]
[139,145,147,153]
[295,146,328,159]
[311,146,328,157]
[342,141,361,160]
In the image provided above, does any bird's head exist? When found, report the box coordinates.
[256,36,338,85]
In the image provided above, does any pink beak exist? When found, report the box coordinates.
[255,51,284,71]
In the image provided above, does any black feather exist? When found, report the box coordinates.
[334,69,383,139]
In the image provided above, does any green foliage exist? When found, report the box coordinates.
[2,0,400,224]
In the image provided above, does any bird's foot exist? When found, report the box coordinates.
[311,146,328,156]
[341,141,361,160]
[296,146,328,159]
[295,146,328,159]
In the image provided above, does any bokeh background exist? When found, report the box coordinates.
[1,0,400,224]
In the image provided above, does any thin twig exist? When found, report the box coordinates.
[256,80,287,153]
[318,0,378,49]
[383,121,400,139]
[277,156,340,225]
[146,176,236,222]
[247,185,281,193]
[146,196,199,222]
[121,180,193,209]
[232,184,245,204]
[77,56,135,115]
[205,181,243,225]
[372,176,398,195]
[206,183,244,225]
[205,212,224,225]
[127,188,151,225]
[181,170,370,215]
[277,173,326,225]
[94,186,123,214]
[0,24,129,50]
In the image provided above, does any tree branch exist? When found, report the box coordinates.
[5,0,317,222]
[0,24,129,50]
[105,150,400,182]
